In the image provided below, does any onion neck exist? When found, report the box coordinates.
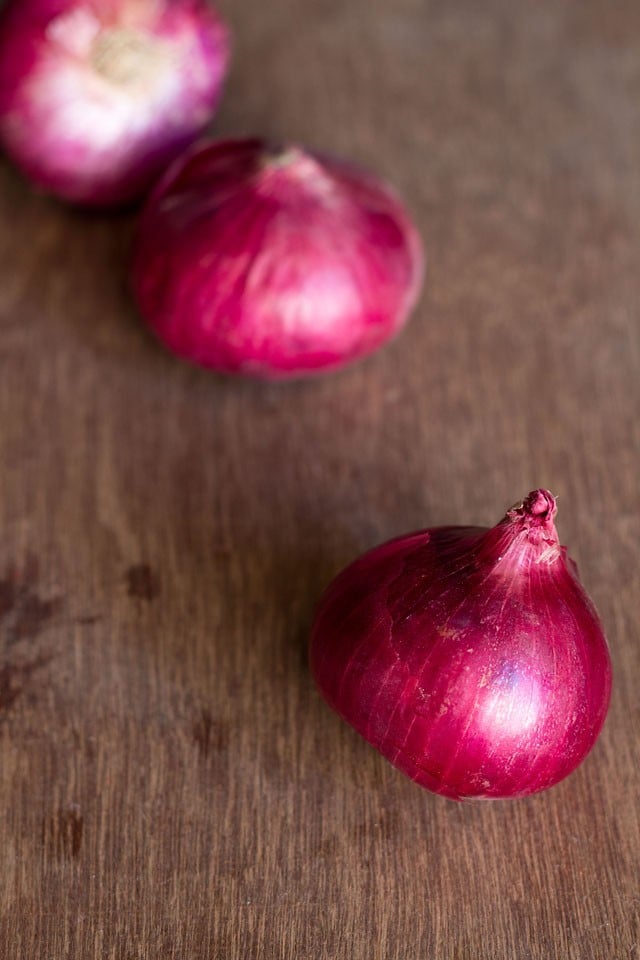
[258,144,337,200]
[479,489,562,573]
[90,28,169,93]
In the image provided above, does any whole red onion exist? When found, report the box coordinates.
[310,491,612,800]
[0,0,229,206]
[131,137,424,378]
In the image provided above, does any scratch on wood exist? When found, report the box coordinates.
[125,564,160,602]
[0,579,16,620]
[193,708,229,759]
[42,806,84,860]
[0,653,53,713]
[0,559,62,645]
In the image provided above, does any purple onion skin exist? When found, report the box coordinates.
[310,491,612,800]
[131,138,424,379]
[0,0,229,207]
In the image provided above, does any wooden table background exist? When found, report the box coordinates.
[0,0,639,957]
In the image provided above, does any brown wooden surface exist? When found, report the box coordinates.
[0,1,639,957]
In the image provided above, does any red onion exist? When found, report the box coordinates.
[131,137,424,378]
[0,0,229,206]
[310,491,612,800]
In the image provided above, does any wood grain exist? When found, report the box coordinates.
[0,0,639,957]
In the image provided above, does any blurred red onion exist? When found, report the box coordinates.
[0,0,229,206]
[131,137,424,378]
[310,490,612,800]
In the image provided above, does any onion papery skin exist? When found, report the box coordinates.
[310,491,612,800]
[0,0,229,206]
[131,138,424,379]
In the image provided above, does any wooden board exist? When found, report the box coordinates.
[0,0,638,956]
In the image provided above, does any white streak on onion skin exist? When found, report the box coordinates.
[310,490,612,801]
[0,0,229,206]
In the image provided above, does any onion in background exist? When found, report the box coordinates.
[131,137,424,379]
[0,0,230,206]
